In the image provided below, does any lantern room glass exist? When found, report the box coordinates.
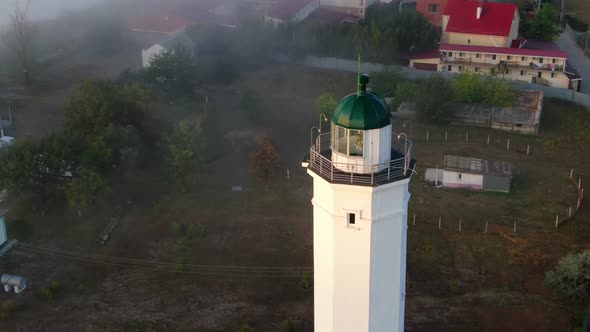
[331,123,364,157]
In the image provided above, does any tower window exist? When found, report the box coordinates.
[347,213,356,225]
[428,4,439,13]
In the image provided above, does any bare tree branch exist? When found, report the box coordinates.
[3,0,35,84]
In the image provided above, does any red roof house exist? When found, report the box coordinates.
[442,0,519,47]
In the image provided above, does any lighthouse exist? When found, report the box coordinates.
[303,74,415,332]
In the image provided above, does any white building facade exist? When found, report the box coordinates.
[305,74,414,332]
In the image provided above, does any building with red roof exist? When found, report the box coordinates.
[408,0,581,90]
[442,0,519,47]
[129,15,193,35]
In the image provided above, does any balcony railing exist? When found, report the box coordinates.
[442,58,564,72]
[308,132,414,186]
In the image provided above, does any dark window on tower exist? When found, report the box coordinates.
[347,213,356,225]
[428,4,439,12]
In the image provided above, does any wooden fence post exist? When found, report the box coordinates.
[526,144,530,156]
[506,139,510,151]
[555,214,559,228]
[513,220,517,234]
[438,216,441,229]
[484,221,488,234]
[570,168,574,179]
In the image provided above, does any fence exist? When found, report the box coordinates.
[555,169,585,227]
[300,56,590,109]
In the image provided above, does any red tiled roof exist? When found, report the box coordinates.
[410,49,441,60]
[267,0,316,20]
[444,0,517,37]
[439,43,568,58]
[304,7,359,24]
[129,15,193,34]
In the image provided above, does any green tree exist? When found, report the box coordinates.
[164,119,205,189]
[415,74,453,124]
[452,72,485,103]
[520,4,561,41]
[546,250,590,303]
[66,168,107,216]
[482,75,517,108]
[315,93,338,118]
[64,81,149,136]
[370,67,406,96]
[238,323,253,332]
[147,46,199,96]
[249,136,279,192]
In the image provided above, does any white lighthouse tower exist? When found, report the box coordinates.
[304,74,414,332]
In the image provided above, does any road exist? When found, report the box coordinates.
[556,31,590,94]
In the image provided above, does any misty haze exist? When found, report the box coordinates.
[0,0,589,331]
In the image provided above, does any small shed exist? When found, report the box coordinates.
[424,155,516,193]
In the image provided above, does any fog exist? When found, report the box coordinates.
[0,0,101,27]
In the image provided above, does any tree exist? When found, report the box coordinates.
[520,4,561,41]
[315,93,338,118]
[146,46,199,96]
[415,74,453,124]
[482,75,517,108]
[452,72,485,104]
[2,0,37,85]
[281,320,297,332]
[546,250,590,304]
[164,119,205,189]
[249,137,279,192]
[64,81,149,136]
[66,169,107,216]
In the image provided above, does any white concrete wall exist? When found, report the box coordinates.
[142,43,165,68]
[309,170,410,332]
[442,170,483,189]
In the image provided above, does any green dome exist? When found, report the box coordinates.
[331,75,391,130]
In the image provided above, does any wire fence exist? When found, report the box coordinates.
[409,168,584,235]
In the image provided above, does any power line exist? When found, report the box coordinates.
[15,243,312,278]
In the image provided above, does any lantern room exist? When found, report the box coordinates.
[330,74,392,174]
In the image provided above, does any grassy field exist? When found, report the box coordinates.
[2,64,590,331]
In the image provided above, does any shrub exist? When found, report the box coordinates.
[0,300,16,320]
[546,250,590,303]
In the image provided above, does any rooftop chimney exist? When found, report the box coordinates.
[476,4,482,19]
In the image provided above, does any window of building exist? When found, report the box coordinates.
[539,57,544,63]
[447,65,452,71]
[532,57,536,61]
[332,124,364,157]
[459,65,464,72]
[505,69,510,75]
[521,56,527,61]
[448,52,453,57]
[428,4,439,13]
[475,67,480,72]
[347,213,356,225]
[475,53,481,58]
[492,54,497,60]
[360,8,364,14]
[507,56,512,60]
[551,72,555,78]
[459,52,465,57]
[552,58,556,64]
[458,173,462,180]
[520,70,525,76]
[538,72,542,78]
[467,39,471,44]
